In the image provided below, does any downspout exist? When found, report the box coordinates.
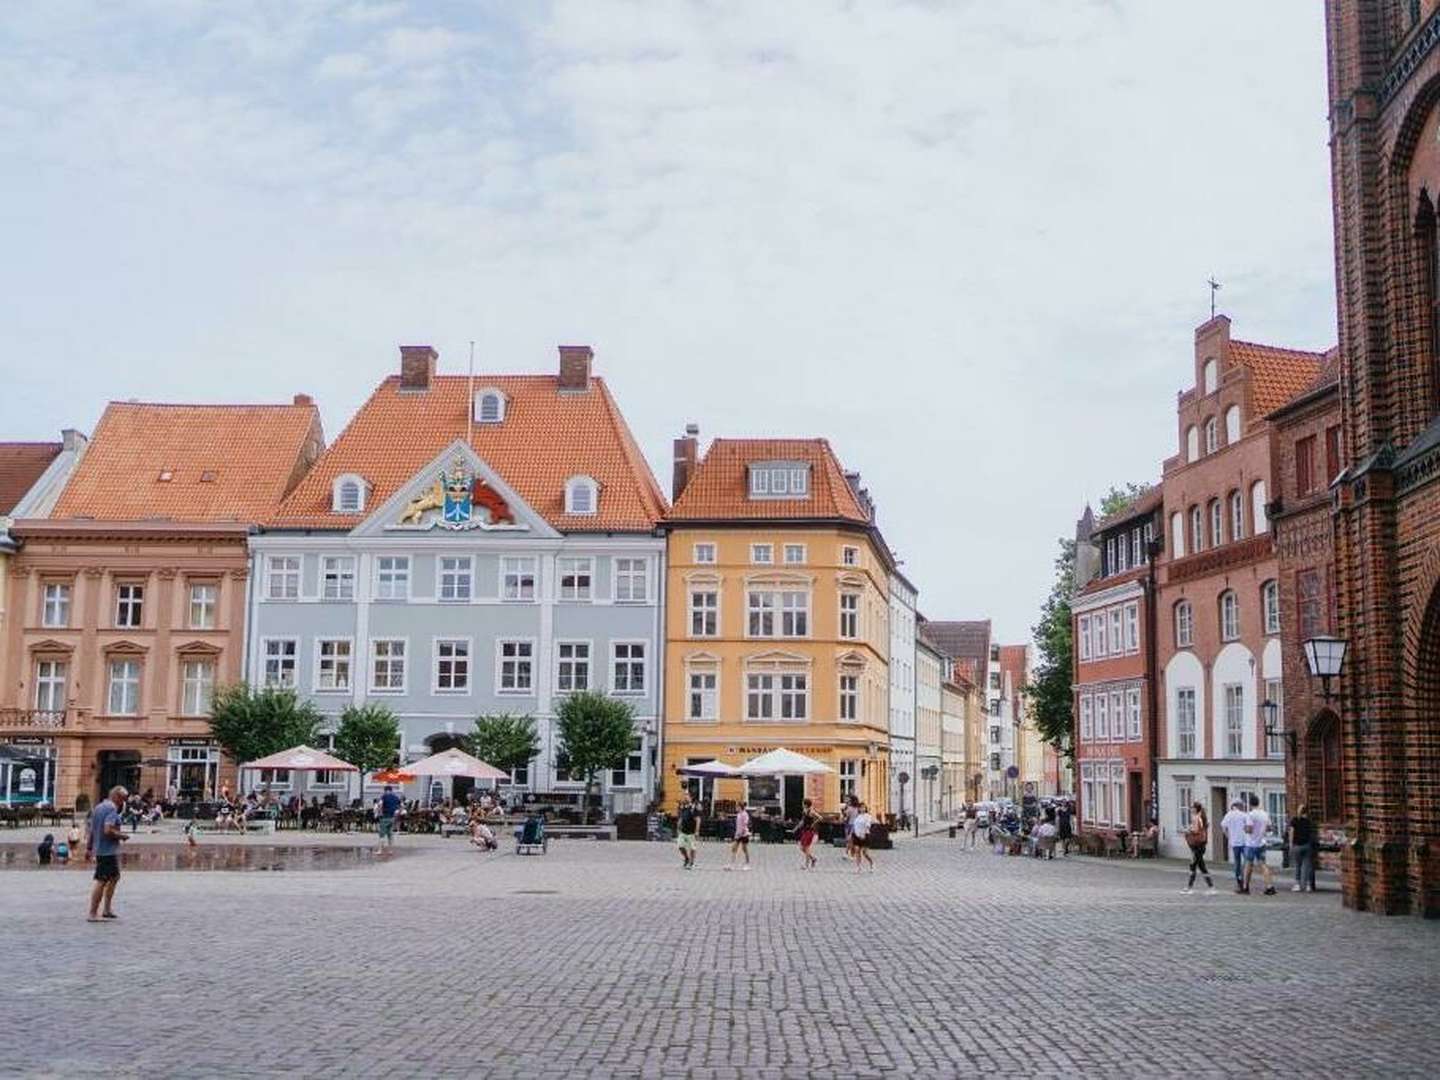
[653,526,667,814]
[1145,538,1161,829]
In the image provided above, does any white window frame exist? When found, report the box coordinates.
[106,658,141,716]
[41,582,71,628]
[433,637,472,694]
[474,388,505,424]
[1264,677,1285,758]
[1078,614,1092,661]
[686,664,718,721]
[558,557,594,603]
[1126,686,1141,740]
[693,542,717,565]
[1095,691,1109,740]
[783,543,806,565]
[369,637,408,694]
[1224,683,1244,757]
[841,545,859,567]
[34,660,67,712]
[1220,591,1240,641]
[688,589,719,637]
[750,543,773,565]
[564,475,598,516]
[1204,417,1218,455]
[180,658,215,716]
[780,591,810,637]
[839,760,858,801]
[375,556,410,601]
[610,641,647,695]
[438,556,474,603]
[1124,602,1139,653]
[1175,601,1193,648]
[839,673,859,721]
[1230,490,1245,541]
[614,557,648,603]
[322,556,356,602]
[332,473,367,513]
[555,640,592,694]
[496,639,536,695]
[778,672,808,720]
[1109,608,1123,656]
[500,557,537,603]
[746,590,777,638]
[266,556,301,601]
[1079,693,1093,741]
[261,637,298,688]
[115,583,144,628]
[1209,499,1223,548]
[1110,763,1127,828]
[314,637,353,693]
[1177,688,1196,757]
[1252,479,1269,533]
[839,592,860,640]
[1262,581,1280,636]
[1081,763,1097,823]
[188,582,218,630]
[1175,783,1194,833]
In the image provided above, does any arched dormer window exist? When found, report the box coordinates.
[565,475,598,515]
[332,474,368,514]
[1203,358,1217,394]
[474,388,506,424]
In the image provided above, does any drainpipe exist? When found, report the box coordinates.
[1145,538,1161,830]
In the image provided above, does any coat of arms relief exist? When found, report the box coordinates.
[395,457,518,530]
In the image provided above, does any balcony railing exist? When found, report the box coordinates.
[0,708,70,731]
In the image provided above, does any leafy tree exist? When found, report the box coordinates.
[1025,538,1076,758]
[334,703,400,793]
[554,691,636,824]
[468,713,540,777]
[1099,481,1153,519]
[207,683,325,769]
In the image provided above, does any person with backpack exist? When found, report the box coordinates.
[727,805,753,871]
[1181,802,1217,895]
[676,790,700,870]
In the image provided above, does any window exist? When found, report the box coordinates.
[1220,591,1240,641]
[1295,435,1316,495]
[1170,512,1185,558]
[187,583,218,629]
[1124,602,1139,653]
[1106,538,1117,576]
[1229,490,1244,542]
[1095,609,1109,658]
[34,660,66,712]
[1203,358,1217,394]
[333,475,366,513]
[1095,692,1109,740]
[181,659,215,715]
[1266,790,1287,841]
[500,557,537,602]
[1126,686,1141,740]
[839,675,858,720]
[783,543,806,565]
[1079,694,1093,740]
[1144,521,1154,560]
[780,592,809,636]
[750,544,773,565]
[839,760,857,801]
[107,659,140,715]
[839,593,859,639]
[1298,570,1323,639]
[990,726,1001,744]
[1175,600,1193,647]
[556,642,591,692]
[1204,417,1218,455]
[1225,404,1241,443]
[689,590,718,637]
[1325,425,1342,484]
[746,673,774,720]
[565,476,597,515]
[1175,783,1194,832]
[41,583,71,628]
[1224,684,1244,757]
[693,543,716,564]
[556,557,593,602]
[370,639,407,692]
[1131,527,1142,567]
[1251,480,1268,533]
[1190,506,1203,553]
[322,557,356,601]
[435,639,470,692]
[376,556,410,600]
[115,583,144,628]
[1209,499,1223,547]
[612,643,646,693]
[1110,690,1124,742]
[749,463,809,498]
[263,639,297,687]
[1185,425,1199,462]
[1177,689,1196,757]
[609,738,644,789]
[1262,580,1280,635]
[688,669,717,720]
[841,546,859,567]
[257,768,291,789]
[266,556,300,600]
[497,641,534,693]
[1078,615,1092,661]
[1081,763,1096,823]
[439,557,473,602]
[614,558,647,602]
[475,389,505,423]
[1109,608,1123,655]
[1111,764,1127,828]
[316,639,352,692]
[1264,678,1284,758]
[779,673,808,720]
[747,591,776,637]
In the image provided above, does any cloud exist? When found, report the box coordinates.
[382,25,470,64]
[314,51,372,80]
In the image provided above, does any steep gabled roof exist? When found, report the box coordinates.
[1230,339,1330,417]
[924,620,992,680]
[667,438,869,523]
[0,442,62,515]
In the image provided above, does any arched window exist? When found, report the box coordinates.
[564,475,598,515]
[1170,511,1185,558]
[1219,590,1240,641]
[1204,417,1219,455]
[474,388,506,424]
[1229,490,1244,541]
[332,474,367,513]
[1208,499,1223,547]
[1262,580,1280,635]
[1186,426,1199,463]
[1251,479,1269,533]
[1224,404,1241,444]
[1311,712,1342,822]
[1189,505,1203,553]
[1174,600,1193,648]
[1203,358,1217,394]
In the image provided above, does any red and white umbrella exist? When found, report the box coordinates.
[240,745,358,772]
[399,747,509,781]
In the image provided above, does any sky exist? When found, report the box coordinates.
[0,0,1337,644]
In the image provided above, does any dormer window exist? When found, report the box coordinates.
[332,474,368,514]
[749,461,810,499]
[474,388,506,424]
[565,475,598,515]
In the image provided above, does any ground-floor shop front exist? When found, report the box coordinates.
[1156,758,1287,860]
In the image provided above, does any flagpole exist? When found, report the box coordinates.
[466,339,476,446]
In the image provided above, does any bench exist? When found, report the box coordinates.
[192,818,275,835]
[543,824,616,841]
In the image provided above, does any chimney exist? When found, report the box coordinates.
[673,423,699,501]
[293,393,314,407]
[399,345,438,392]
[558,345,593,392]
[61,428,86,453]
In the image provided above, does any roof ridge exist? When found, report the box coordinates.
[593,377,668,519]
[102,400,316,410]
[1229,339,1331,358]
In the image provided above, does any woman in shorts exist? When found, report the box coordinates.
[727,805,752,870]
[796,799,821,870]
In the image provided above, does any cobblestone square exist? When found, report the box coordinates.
[4,833,1438,1078]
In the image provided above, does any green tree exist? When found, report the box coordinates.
[1025,538,1077,757]
[1099,481,1153,519]
[207,683,325,768]
[468,713,540,777]
[334,703,400,793]
[554,691,636,824]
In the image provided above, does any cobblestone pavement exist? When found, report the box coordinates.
[2,833,1437,1079]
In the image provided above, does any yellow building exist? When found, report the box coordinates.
[940,669,967,819]
[662,434,891,818]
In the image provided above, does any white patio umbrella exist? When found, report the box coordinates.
[677,760,741,778]
[736,748,834,776]
[399,748,510,806]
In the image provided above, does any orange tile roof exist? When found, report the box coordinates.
[667,438,869,523]
[0,442,61,515]
[998,644,1029,687]
[52,402,321,523]
[1230,339,1329,417]
[271,376,666,531]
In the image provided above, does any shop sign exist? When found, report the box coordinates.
[9,736,53,746]
[169,738,215,747]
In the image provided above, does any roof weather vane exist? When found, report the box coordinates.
[1208,276,1222,319]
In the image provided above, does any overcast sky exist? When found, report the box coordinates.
[0,1,1336,644]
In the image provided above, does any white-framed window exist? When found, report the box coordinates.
[1110,690,1124,742]
[266,556,300,600]
[332,474,367,513]
[1126,686,1141,740]
[1175,783,1194,832]
[180,658,215,716]
[370,639,407,693]
[1204,417,1218,455]
[750,543,773,565]
[1109,608,1123,656]
[1264,677,1285,758]
[1266,790,1288,840]
[375,556,410,600]
[1203,358,1217,394]
[322,556,356,601]
[1209,499,1223,548]
[611,642,646,694]
[1106,538,1116,575]
[1170,511,1185,558]
[474,388,505,424]
[1133,526,1144,566]
[1081,762,1097,823]
[746,673,774,720]
[1262,580,1280,635]
[41,583,71,628]
[687,667,717,721]
[1078,614,1092,661]
[439,556,473,602]
[34,660,66,712]
[614,557,647,602]
[839,760,858,801]
[1186,425,1199,463]
[1225,404,1241,443]
[693,542,717,564]
[839,674,859,720]
[434,638,471,693]
[1095,610,1109,657]
[1224,683,1244,757]
[559,557,593,601]
[779,673,808,720]
[783,544,806,565]
[115,583,144,628]
[1220,590,1240,641]
[839,593,859,639]
[749,463,809,498]
[497,640,534,694]
[1177,688,1196,757]
[262,638,297,687]
[1252,480,1269,533]
[556,641,591,692]
[1110,763,1127,828]
[609,738,644,789]
[1079,693,1093,740]
[315,638,352,692]
[501,557,537,602]
[257,768,291,790]
[564,476,598,515]
[841,545,859,567]
[1095,691,1109,740]
[1124,602,1139,653]
[1175,600,1193,648]
[188,583,217,629]
[107,658,140,715]
[747,591,776,637]
[689,590,718,636]
[781,591,809,637]
[1230,489,1245,541]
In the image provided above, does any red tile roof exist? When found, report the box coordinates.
[667,438,869,522]
[0,442,62,516]
[271,376,666,531]
[998,644,1029,688]
[1230,340,1330,417]
[52,402,321,523]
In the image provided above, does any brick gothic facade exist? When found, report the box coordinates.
[1325,0,1440,916]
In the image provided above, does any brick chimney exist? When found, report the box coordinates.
[673,423,699,501]
[292,393,314,407]
[399,345,438,391]
[558,345,593,392]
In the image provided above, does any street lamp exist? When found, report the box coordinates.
[1261,698,1295,756]
[1302,635,1348,702]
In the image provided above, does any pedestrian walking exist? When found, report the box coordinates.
[1289,804,1317,893]
[376,784,402,849]
[1057,802,1074,856]
[727,805,753,871]
[86,785,130,922]
[851,803,876,872]
[1220,800,1249,893]
[796,799,820,869]
[1243,794,1276,896]
[676,790,700,870]
[841,796,859,862]
[963,803,979,850]
[1180,802,1217,895]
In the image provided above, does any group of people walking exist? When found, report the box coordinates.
[673,792,877,872]
[1183,794,1319,896]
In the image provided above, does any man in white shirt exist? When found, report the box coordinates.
[1220,801,1250,894]
[1243,794,1276,896]
[851,805,876,872]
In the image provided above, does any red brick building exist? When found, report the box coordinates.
[1323,0,1440,915]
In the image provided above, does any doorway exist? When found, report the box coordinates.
[1211,786,1229,858]
[783,776,805,821]
[1128,772,1144,830]
[98,750,141,801]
